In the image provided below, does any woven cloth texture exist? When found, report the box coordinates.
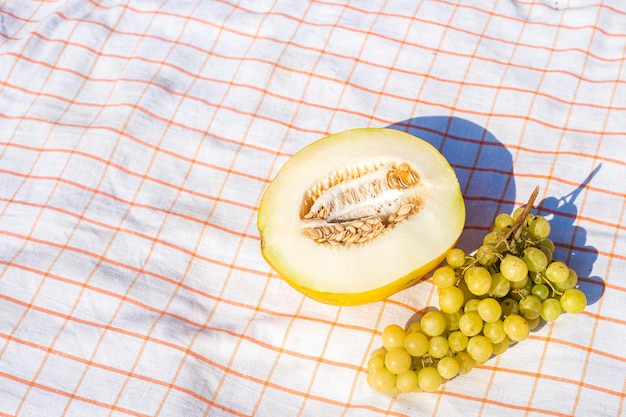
[0,1,624,416]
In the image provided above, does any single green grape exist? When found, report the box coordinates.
[529,215,551,240]
[367,352,386,370]
[466,335,494,363]
[433,265,457,288]
[370,347,387,358]
[541,298,563,321]
[369,367,396,392]
[384,348,412,374]
[490,272,511,298]
[519,295,542,320]
[367,367,377,388]
[459,311,483,337]
[476,244,498,265]
[438,286,465,314]
[464,298,481,313]
[464,266,492,296]
[545,261,569,284]
[448,330,469,352]
[437,356,460,380]
[503,313,529,342]
[382,324,406,350]
[560,289,587,314]
[494,212,514,232]
[500,254,529,283]
[421,311,447,337]
[522,247,548,272]
[396,370,419,393]
[406,321,422,334]
[483,230,501,246]
[428,335,450,359]
[483,319,506,344]
[418,367,442,392]
[531,284,550,301]
[511,206,525,221]
[477,298,503,323]
[554,268,578,291]
[403,331,429,357]
[446,248,466,269]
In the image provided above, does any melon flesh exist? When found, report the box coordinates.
[257,128,465,306]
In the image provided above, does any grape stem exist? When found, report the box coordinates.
[495,186,540,250]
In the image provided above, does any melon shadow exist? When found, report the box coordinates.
[388,116,516,252]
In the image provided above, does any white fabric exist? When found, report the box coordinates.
[0,1,624,416]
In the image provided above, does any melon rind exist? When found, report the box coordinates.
[257,128,465,306]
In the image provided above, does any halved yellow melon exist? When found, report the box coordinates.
[257,128,465,306]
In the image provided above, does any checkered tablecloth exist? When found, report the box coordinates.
[0,1,624,416]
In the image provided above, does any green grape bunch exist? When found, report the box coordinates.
[366,187,588,395]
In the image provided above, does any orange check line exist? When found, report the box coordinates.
[0,80,298,161]
[21,264,362,373]
[0,292,395,416]
[0,370,152,417]
[580,276,626,296]
[0,196,257,265]
[0,61,300,156]
[528,330,626,363]
[5,27,626,136]
[480,362,626,400]
[3,102,625,198]
[0,332,247,417]
[0,258,373,339]
[0,130,269,185]
[0,228,263,288]
[316,0,626,64]
[3,57,625,174]
[459,172,626,221]
[0,168,260,240]
[5,29,626,122]
[512,0,626,18]
[394,122,626,169]
[8,1,626,91]
[0,140,266,207]
[317,0,626,35]
[0,228,379,337]
[86,0,626,54]
[499,186,626,236]
[508,145,626,172]
[7,38,623,138]
[438,389,571,417]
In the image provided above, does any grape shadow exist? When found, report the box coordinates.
[537,165,604,306]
